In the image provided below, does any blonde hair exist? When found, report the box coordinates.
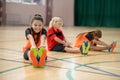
[49,17,63,28]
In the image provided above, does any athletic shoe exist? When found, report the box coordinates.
[84,41,90,55]
[80,42,87,55]
[108,41,117,52]
[38,47,47,67]
[30,48,39,66]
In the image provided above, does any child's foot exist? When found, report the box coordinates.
[38,48,47,67]
[30,48,39,66]
[108,41,117,52]
[84,41,90,54]
[38,47,44,57]
[80,42,86,55]
[80,41,90,55]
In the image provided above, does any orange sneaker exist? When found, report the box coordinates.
[30,48,39,66]
[38,47,47,67]
[111,41,117,52]
[108,41,117,52]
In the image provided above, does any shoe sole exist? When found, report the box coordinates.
[30,49,38,66]
[85,42,90,55]
[111,41,117,52]
[81,42,86,54]
[38,48,47,67]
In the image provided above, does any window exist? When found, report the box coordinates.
[6,0,42,5]
[22,0,33,3]
[6,0,21,3]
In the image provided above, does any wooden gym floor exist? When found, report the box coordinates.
[0,26,120,80]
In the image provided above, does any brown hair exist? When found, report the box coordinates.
[91,29,102,38]
[31,14,44,23]
[30,14,44,44]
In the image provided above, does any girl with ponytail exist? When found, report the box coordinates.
[23,14,47,67]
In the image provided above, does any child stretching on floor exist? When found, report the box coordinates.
[74,30,117,52]
[46,17,90,55]
[22,14,47,67]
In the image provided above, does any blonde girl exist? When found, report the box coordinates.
[46,17,89,54]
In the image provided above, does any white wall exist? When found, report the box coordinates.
[5,0,74,26]
[52,0,74,26]
[6,2,46,25]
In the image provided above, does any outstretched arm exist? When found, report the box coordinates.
[93,39,111,48]
[54,37,72,47]
[40,34,46,48]
[54,36,66,44]
[27,34,37,48]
